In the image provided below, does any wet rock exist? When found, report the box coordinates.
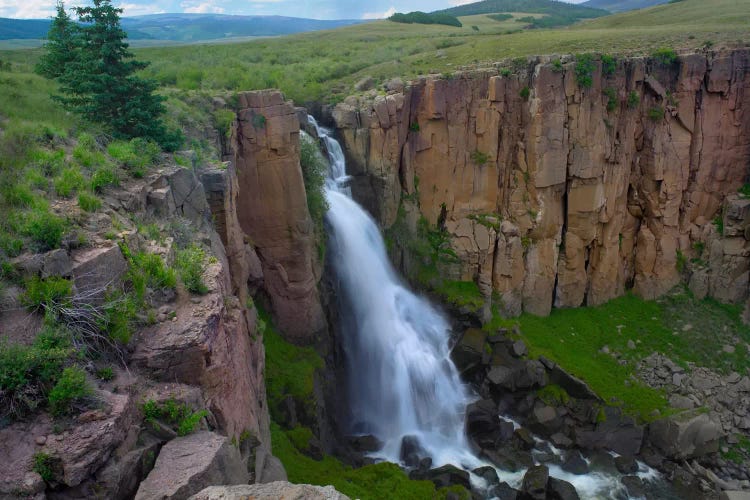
[399,435,425,467]
[451,328,487,375]
[472,466,499,485]
[345,435,382,453]
[561,451,589,475]
[482,448,534,472]
[514,428,536,450]
[621,475,645,498]
[488,359,547,391]
[550,432,573,448]
[420,464,471,490]
[189,482,351,500]
[134,431,248,500]
[491,482,519,499]
[574,406,643,456]
[614,455,638,474]
[547,477,580,500]
[521,465,548,500]
[649,410,722,459]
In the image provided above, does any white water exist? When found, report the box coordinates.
[306,115,663,499]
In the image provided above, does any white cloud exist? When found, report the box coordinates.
[448,0,475,5]
[180,0,225,13]
[118,2,166,15]
[361,6,395,19]
[0,0,57,19]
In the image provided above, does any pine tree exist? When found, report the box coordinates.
[41,0,182,149]
[35,2,79,79]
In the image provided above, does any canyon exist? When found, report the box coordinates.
[1,48,750,500]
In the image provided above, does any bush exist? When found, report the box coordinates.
[142,398,208,436]
[627,91,640,109]
[574,54,596,88]
[647,106,665,122]
[33,453,55,481]
[388,12,462,28]
[299,135,329,256]
[23,210,66,251]
[652,48,678,65]
[96,366,114,381]
[519,86,530,99]
[605,87,617,112]
[601,54,616,75]
[0,326,71,420]
[53,166,86,197]
[487,13,512,22]
[471,150,490,165]
[125,249,177,304]
[48,366,92,416]
[176,245,208,294]
[107,138,161,178]
[78,191,101,212]
[22,276,73,312]
[90,164,119,192]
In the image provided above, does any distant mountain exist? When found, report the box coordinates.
[435,0,608,19]
[581,0,670,13]
[0,14,364,42]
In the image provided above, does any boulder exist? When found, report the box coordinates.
[472,466,499,485]
[420,464,471,490]
[487,359,547,391]
[721,492,750,500]
[547,366,600,400]
[521,465,548,500]
[71,244,128,293]
[345,435,382,453]
[614,455,638,474]
[42,249,72,278]
[189,482,350,500]
[547,477,580,500]
[561,451,589,475]
[621,476,645,498]
[134,431,248,500]
[648,410,722,459]
[43,391,139,487]
[491,482,519,499]
[574,407,643,456]
[451,328,487,375]
[399,435,425,467]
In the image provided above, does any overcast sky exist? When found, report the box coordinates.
[2,0,586,20]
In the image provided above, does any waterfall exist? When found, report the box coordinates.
[305,116,664,499]
[307,115,480,468]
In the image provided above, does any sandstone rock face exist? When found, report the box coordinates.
[189,482,351,500]
[231,89,325,341]
[333,51,750,315]
[134,431,248,500]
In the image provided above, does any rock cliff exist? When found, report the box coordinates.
[333,50,750,316]
[231,90,326,342]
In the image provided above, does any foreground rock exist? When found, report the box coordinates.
[649,410,722,459]
[189,482,351,500]
[134,431,248,499]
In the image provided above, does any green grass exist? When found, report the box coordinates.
[272,422,453,500]
[261,306,324,420]
[501,290,750,421]
[434,280,485,313]
[175,245,208,295]
[48,366,92,416]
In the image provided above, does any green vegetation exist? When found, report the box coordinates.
[22,277,72,313]
[574,53,596,88]
[487,14,513,22]
[439,0,606,20]
[48,366,92,416]
[389,12,463,28]
[124,247,177,305]
[107,138,161,178]
[142,398,209,436]
[722,435,750,464]
[78,192,102,212]
[175,245,209,294]
[647,106,665,121]
[23,211,66,251]
[0,324,72,420]
[537,384,570,406]
[501,290,750,420]
[519,86,531,99]
[605,87,618,111]
[37,0,181,149]
[96,366,114,381]
[738,183,750,199]
[652,47,678,65]
[261,306,323,421]
[627,90,641,109]
[299,134,329,259]
[435,280,485,313]
[33,452,55,481]
[471,150,490,165]
[272,422,460,500]
[601,54,616,75]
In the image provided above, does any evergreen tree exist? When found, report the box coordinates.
[40,0,182,149]
[35,2,79,79]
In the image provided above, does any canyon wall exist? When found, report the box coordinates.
[333,50,750,316]
[231,90,326,343]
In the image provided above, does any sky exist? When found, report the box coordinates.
[1,0,586,20]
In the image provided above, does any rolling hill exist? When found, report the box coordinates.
[437,0,608,18]
[581,0,671,13]
[0,14,363,42]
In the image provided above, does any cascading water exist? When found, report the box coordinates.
[308,116,481,469]
[306,116,667,499]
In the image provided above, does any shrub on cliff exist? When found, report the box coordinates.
[299,135,329,259]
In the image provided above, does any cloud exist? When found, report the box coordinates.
[448,0,476,4]
[119,2,167,15]
[180,0,225,13]
[361,6,395,19]
[0,0,57,18]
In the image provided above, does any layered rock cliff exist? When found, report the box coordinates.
[231,90,326,343]
[333,49,750,316]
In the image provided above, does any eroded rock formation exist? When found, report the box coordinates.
[231,90,326,342]
[333,50,750,316]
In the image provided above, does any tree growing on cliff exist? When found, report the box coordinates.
[38,0,182,150]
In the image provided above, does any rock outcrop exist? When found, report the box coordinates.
[189,482,351,500]
[231,90,326,342]
[333,50,750,316]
